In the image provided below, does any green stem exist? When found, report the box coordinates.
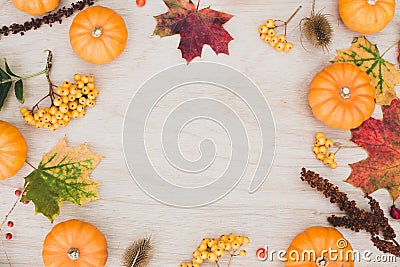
[0,50,52,85]
[0,68,47,85]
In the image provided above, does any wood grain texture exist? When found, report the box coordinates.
[0,0,399,266]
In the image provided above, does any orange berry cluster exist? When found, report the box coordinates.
[20,74,99,131]
[258,19,294,52]
[312,132,337,169]
[180,234,249,267]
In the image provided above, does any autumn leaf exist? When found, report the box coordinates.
[153,0,234,62]
[332,36,400,105]
[398,41,400,68]
[21,138,103,222]
[346,99,400,201]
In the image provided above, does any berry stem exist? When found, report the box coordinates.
[0,234,11,266]
[333,145,361,155]
[274,6,302,36]
[25,161,37,170]
[196,0,200,10]
[0,185,25,266]
[381,39,400,58]
[28,50,59,113]
[285,5,302,25]
[227,253,234,267]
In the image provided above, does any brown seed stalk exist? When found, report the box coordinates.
[300,168,400,257]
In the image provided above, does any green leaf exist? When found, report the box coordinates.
[0,68,12,111]
[4,59,20,78]
[332,36,400,105]
[14,79,24,103]
[21,138,103,222]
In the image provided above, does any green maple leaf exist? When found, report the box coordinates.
[332,36,400,105]
[21,138,103,222]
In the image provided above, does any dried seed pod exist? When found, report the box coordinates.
[300,0,333,51]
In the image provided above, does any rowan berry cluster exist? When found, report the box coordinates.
[180,234,249,267]
[258,19,294,52]
[20,74,99,131]
[312,132,337,169]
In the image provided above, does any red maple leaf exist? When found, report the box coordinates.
[398,41,400,68]
[153,0,233,62]
[347,99,400,200]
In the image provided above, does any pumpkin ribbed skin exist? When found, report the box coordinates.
[308,63,375,130]
[42,219,108,267]
[12,0,59,16]
[339,0,395,34]
[0,121,27,180]
[69,6,128,65]
[286,226,354,267]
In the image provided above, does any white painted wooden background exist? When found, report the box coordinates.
[0,0,399,266]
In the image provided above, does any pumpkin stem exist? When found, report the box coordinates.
[315,256,329,267]
[68,248,80,260]
[92,26,103,38]
[367,0,378,5]
[340,87,351,99]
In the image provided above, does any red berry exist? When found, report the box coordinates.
[7,221,14,227]
[5,233,12,240]
[391,205,400,219]
[136,0,146,7]
[14,190,22,197]
[22,200,29,204]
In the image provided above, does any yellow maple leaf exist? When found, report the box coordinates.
[22,137,103,222]
[332,36,400,105]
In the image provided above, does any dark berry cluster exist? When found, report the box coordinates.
[0,0,95,37]
[300,168,400,257]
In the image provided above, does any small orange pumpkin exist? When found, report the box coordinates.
[12,0,59,16]
[286,226,354,267]
[0,120,27,180]
[339,0,395,34]
[42,219,108,267]
[69,6,128,65]
[308,63,375,130]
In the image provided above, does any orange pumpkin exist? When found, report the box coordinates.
[12,0,59,16]
[339,0,395,34]
[286,226,354,267]
[0,120,27,180]
[69,6,128,65]
[308,63,375,130]
[42,219,108,267]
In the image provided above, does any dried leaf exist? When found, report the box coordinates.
[332,36,400,105]
[21,137,103,222]
[153,0,234,62]
[347,99,400,201]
